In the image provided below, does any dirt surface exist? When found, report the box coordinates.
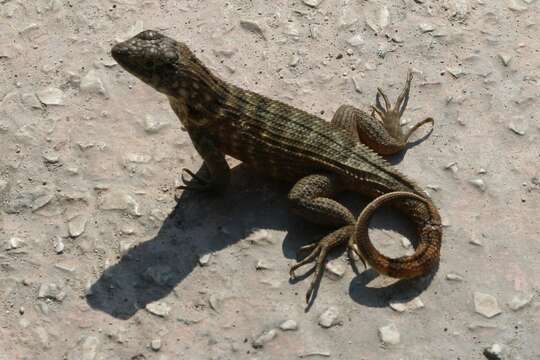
[1,0,539,359]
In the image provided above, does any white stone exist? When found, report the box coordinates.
[38,283,66,302]
[319,307,340,328]
[474,292,501,318]
[302,0,323,7]
[346,34,364,47]
[240,20,266,40]
[198,253,211,266]
[6,237,25,250]
[246,229,273,245]
[279,319,298,331]
[446,273,464,281]
[36,87,64,105]
[419,23,435,32]
[80,70,108,97]
[498,53,512,66]
[378,323,400,345]
[252,329,277,348]
[68,215,87,238]
[469,179,486,192]
[146,301,171,317]
[325,260,345,280]
[256,259,272,270]
[389,296,424,312]
[508,293,533,311]
[151,338,162,351]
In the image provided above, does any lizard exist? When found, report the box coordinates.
[111,30,442,303]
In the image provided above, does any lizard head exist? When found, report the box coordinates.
[112,30,186,96]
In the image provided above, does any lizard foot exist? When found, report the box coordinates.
[370,70,434,144]
[289,226,353,304]
[177,168,214,192]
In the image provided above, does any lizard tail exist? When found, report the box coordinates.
[354,191,442,278]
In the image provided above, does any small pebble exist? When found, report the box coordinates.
[378,323,400,345]
[279,319,298,331]
[256,259,272,270]
[474,292,501,318]
[36,87,64,105]
[483,343,509,360]
[325,260,345,279]
[145,301,171,317]
[198,253,211,266]
[469,179,486,192]
[389,296,424,312]
[508,293,533,311]
[302,0,323,7]
[318,307,340,328]
[240,20,266,40]
[151,338,162,351]
[252,329,277,348]
[497,53,512,66]
[446,273,464,281]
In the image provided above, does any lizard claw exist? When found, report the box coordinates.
[178,168,213,192]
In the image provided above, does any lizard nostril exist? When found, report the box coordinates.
[111,44,129,60]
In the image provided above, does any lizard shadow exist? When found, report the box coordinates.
[86,164,308,320]
[386,125,434,165]
[87,164,437,318]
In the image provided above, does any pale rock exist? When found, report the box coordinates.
[240,20,266,40]
[143,114,169,134]
[419,23,435,32]
[302,0,323,7]
[54,260,78,274]
[68,215,87,238]
[366,5,390,33]
[346,34,364,47]
[22,93,43,109]
[38,283,66,302]
[246,229,273,245]
[279,319,298,331]
[389,296,424,312]
[319,307,340,328]
[498,53,512,66]
[446,273,464,281]
[198,253,211,266]
[469,179,486,192]
[99,190,141,216]
[42,152,59,164]
[508,293,533,311]
[256,259,272,270]
[474,292,501,318]
[252,329,277,348]
[80,70,108,97]
[151,338,162,351]
[483,343,509,360]
[378,323,400,345]
[5,237,26,250]
[146,301,171,317]
[325,259,345,280]
[36,87,64,105]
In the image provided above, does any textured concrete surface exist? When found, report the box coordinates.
[0,1,539,359]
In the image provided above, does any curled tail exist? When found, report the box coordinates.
[354,191,442,278]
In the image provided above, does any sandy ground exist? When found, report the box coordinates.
[1,0,539,359]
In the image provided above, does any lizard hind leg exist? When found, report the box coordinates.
[371,70,434,150]
[290,225,354,303]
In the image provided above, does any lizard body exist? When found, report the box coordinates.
[112,30,442,302]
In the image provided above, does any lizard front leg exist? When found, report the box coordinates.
[287,173,355,303]
[332,71,433,155]
[178,128,230,193]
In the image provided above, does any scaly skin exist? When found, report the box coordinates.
[111,30,442,303]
